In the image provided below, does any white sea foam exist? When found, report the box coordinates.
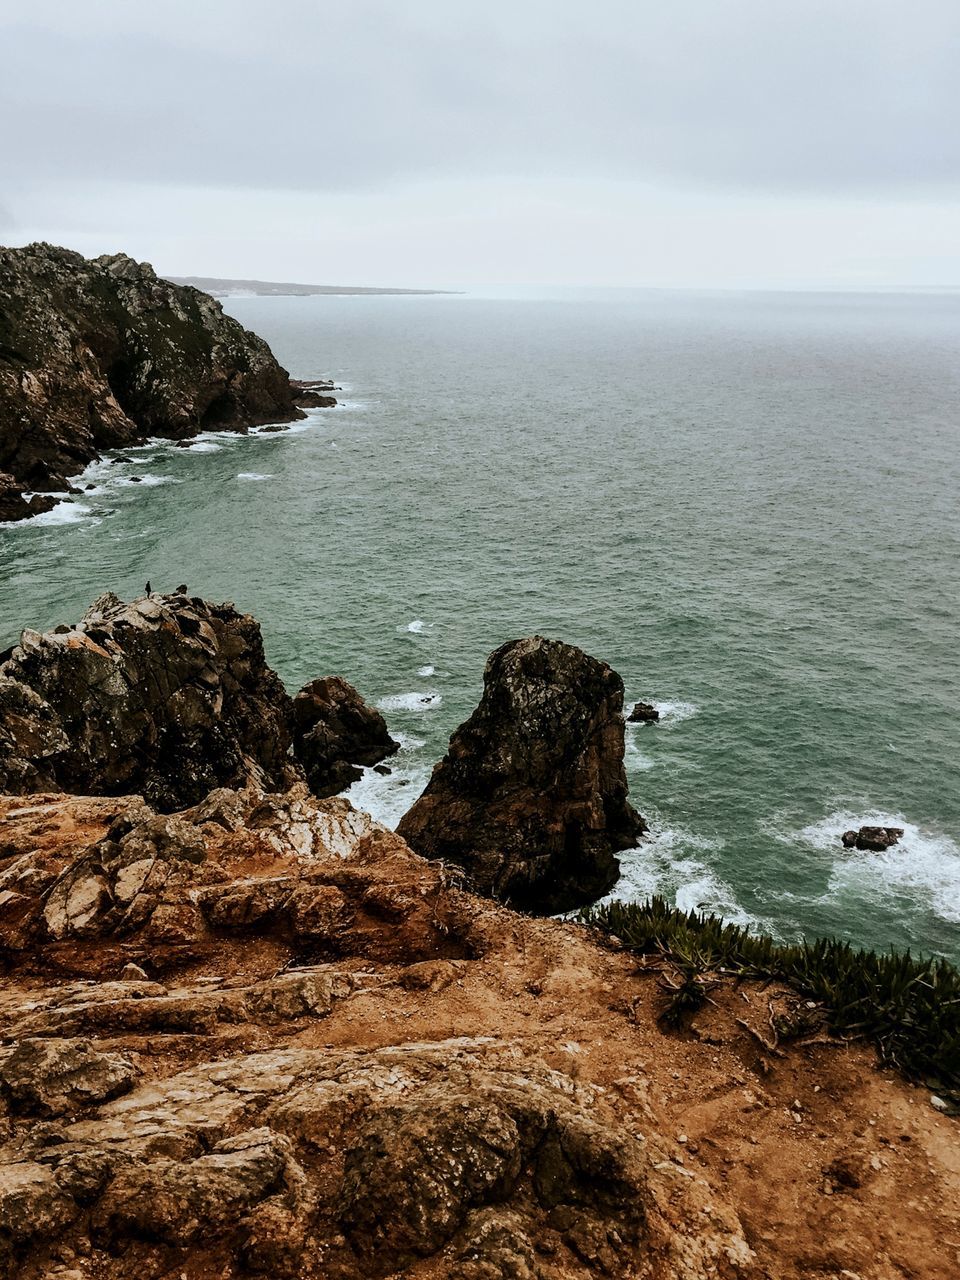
[653,700,699,725]
[593,822,767,931]
[344,762,430,831]
[183,441,222,452]
[417,664,436,677]
[377,690,443,712]
[237,472,273,481]
[21,501,100,528]
[403,619,429,634]
[624,734,655,771]
[793,808,960,926]
[392,731,427,751]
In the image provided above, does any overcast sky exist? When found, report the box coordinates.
[2,0,959,288]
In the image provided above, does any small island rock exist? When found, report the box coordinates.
[841,825,905,852]
[627,701,660,723]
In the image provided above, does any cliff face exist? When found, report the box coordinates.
[0,243,305,519]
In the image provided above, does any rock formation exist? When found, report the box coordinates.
[0,785,954,1280]
[627,701,660,723]
[397,636,646,913]
[0,243,310,520]
[841,825,905,852]
[292,675,398,797]
[0,592,302,809]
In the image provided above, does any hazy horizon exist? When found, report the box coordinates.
[3,1,959,290]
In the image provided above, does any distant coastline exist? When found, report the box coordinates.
[167,274,461,298]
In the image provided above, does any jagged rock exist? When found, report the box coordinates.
[0,1039,136,1116]
[292,676,399,798]
[0,472,56,522]
[397,637,645,913]
[0,243,306,521]
[0,592,302,809]
[841,826,904,852]
[627,701,659,723]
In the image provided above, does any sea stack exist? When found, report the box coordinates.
[0,243,308,520]
[397,636,646,913]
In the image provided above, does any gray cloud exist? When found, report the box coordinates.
[2,1,958,287]
[3,0,959,196]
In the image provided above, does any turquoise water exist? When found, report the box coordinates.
[2,288,959,960]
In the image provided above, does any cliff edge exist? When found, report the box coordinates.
[0,243,306,521]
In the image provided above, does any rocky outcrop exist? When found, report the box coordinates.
[841,825,905,852]
[0,242,309,520]
[627,701,659,723]
[0,785,953,1280]
[0,472,56,522]
[0,592,302,809]
[292,676,398,797]
[397,636,645,913]
[291,378,338,408]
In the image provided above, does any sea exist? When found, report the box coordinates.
[2,286,958,961]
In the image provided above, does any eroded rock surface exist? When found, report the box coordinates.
[0,242,307,520]
[841,825,905,852]
[0,592,301,808]
[0,786,956,1280]
[398,636,646,913]
[292,675,399,797]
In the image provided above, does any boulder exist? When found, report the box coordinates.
[0,592,302,809]
[292,675,399,798]
[627,701,660,723]
[0,1039,137,1116]
[397,636,645,913]
[0,243,307,521]
[841,825,905,852]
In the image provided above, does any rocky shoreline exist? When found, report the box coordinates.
[0,593,957,1278]
[0,244,337,523]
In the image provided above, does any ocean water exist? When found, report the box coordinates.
[2,287,959,961]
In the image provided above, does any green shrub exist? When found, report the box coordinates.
[580,897,960,1099]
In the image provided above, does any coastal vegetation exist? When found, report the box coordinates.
[582,896,960,1106]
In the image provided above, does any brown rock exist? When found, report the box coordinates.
[292,675,399,798]
[627,700,660,723]
[0,243,307,521]
[0,1039,137,1117]
[397,636,645,913]
[840,826,905,852]
[0,592,302,809]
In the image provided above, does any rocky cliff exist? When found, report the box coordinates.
[0,592,390,813]
[398,636,646,914]
[0,243,308,520]
[0,785,955,1280]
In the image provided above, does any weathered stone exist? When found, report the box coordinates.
[397,637,645,913]
[627,701,659,723]
[0,593,302,809]
[841,826,904,852]
[0,243,306,521]
[0,1039,137,1116]
[292,675,398,798]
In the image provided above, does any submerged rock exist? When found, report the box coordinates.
[841,825,905,852]
[397,636,645,913]
[627,701,660,723]
[292,676,399,798]
[0,243,307,521]
[0,592,302,809]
